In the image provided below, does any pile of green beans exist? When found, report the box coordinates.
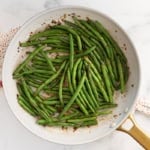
[13,16,129,128]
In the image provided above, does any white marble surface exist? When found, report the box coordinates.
[0,0,150,150]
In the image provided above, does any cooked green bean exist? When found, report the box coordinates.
[85,78,99,108]
[35,61,66,95]
[67,116,96,123]
[40,49,56,72]
[72,58,81,89]
[117,57,125,93]
[13,46,45,75]
[101,63,113,102]
[59,63,69,106]
[59,72,86,118]
[69,34,74,71]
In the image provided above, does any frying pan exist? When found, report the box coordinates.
[2,6,150,149]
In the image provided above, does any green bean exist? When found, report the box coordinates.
[59,63,69,106]
[17,83,27,98]
[80,35,92,47]
[14,46,45,75]
[35,61,66,95]
[40,49,56,72]
[79,120,97,127]
[17,95,37,115]
[59,72,86,117]
[73,17,95,38]
[117,57,125,93]
[20,39,64,47]
[84,57,103,83]
[45,105,57,113]
[37,120,74,126]
[67,69,74,94]
[90,38,106,59]
[80,20,111,58]
[68,116,96,123]
[105,59,116,87]
[77,35,82,51]
[26,74,47,82]
[76,46,96,58]
[101,63,113,103]
[60,111,80,121]
[69,34,74,71]
[31,55,46,62]
[96,110,112,116]
[18,98,37,116]
[67,69,88,115]
[89,52,101,73]
[42,100,60,105]
[80,90,96,113]
[46,49,69,53]
[57,46,96,60]
[38,118,97,127]
[29,29,67,40]
[77,60,83,81]
[85,78,99,108]
[72,58,81,89]
[31,64,50,70]
[32,73,52,79]
[22,78,38,107]
[90,69,109,102]
[87,70,99,102]
[99,103,117,109]
[53,25,77,35]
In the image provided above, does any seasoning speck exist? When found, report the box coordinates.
[113,114,118,118]
[73,127,78,132]
[57,20,62,25]
[86,17,90,21]
[61,18,65,22]
[131,84,134,87]
[0,80,3,88]
[64,14,67,19]
[71,13,76,16]
[51,19,57,24]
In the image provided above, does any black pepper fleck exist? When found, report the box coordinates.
[131,84,134,87]
[71,13,75,16]
[113,114,118,118]
[51,19,57,24]
[86,17,90,21]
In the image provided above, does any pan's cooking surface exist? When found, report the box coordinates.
[2,6,140,144]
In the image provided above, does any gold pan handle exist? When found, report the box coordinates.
[117,115,150,150]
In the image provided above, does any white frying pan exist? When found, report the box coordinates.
[2,6,150,149]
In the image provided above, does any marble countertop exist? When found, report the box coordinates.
[0,0,150,150]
